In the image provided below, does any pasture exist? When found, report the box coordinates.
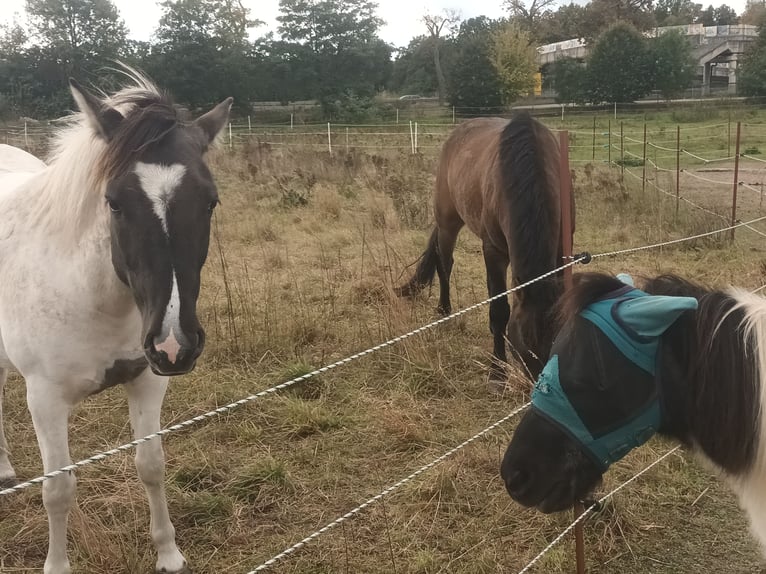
[2,106,766,573]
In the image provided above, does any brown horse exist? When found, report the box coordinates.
[398,113,571,381]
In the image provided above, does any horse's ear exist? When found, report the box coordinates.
[193,97,233,150]
[68,78,123,141]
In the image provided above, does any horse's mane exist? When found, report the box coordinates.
[33,67,183,242]
[560,272,763,476]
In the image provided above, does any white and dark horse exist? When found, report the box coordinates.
[0,72,231,573]
[501,272,766,554]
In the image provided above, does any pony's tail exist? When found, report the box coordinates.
[396,227,440,298]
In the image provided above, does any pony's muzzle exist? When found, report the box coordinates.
[144,328,205,376]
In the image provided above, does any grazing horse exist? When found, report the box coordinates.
[0,71,231,574]
[501,271,766,553]
[397,113,569,381]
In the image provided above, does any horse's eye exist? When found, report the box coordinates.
[107,199,122,214]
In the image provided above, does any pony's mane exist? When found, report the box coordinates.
[561,272,762,476]
[34,68,184,242]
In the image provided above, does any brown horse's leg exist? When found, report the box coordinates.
[435,223,461,315]
[482,241,510,381]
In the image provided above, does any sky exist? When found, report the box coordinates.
[0,0,752,48]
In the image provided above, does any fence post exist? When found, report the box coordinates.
[396,108,399,124]
[608,120,611,167]
[642,123,647,194]
[346,126,349,154]
[409,121,415,154]
[559,130,574,291]
[728,109,732,158]
[24,120,28,149]
[248,115,251,134]
[591,116,596,161]
[676,125,680,218]
[620,121,625,182]
[614,102,617,120]
[327,122,332,155]
[415,122,418,153]
[228,122,232,150]
[731,121,741,242]
[290,113,294,130]
[452,106,456,124]
[561,104,564,125]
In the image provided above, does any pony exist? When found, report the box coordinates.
[397,113,570,381]
[501,271,766,554]
[0,70,231,574]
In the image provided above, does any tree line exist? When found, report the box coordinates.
[1,0,766,121]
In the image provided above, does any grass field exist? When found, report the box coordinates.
[2,108,766,573]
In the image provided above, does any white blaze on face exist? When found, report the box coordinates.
[154,274,182,363]
[134,162,186,235]
[135,162,186,364]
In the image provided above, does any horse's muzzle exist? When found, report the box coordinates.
[144,328,205,376]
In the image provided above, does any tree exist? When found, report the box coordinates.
[586,22,653,103]
[25,0,128,78]
[550,57,587,103]
[490,21,537,103]
[739,17,766,96]
[537,3,588,44]
[649,29,696,99]
[275,0,390,109]
[504,0,558,36]
[149,0,261,109]
[391,35,453,96]
[742,1,766,25]
[699,4,739,24]
[581,0,655,41]
[654,0,703,26]
[422,10,460,104]
[447,17,503,110]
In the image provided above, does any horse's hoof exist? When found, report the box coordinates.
[436,305,451,316]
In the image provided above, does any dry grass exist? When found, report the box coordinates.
[2,127,766,573]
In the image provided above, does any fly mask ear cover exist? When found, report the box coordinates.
[531,275,698,471]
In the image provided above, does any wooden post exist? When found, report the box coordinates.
[562,129,580,571]
[248,115,251,134]
[396,108,399,124]
[228,122,232,149]
[642,123,647,194]
[409,121,414,154]
[452,106,456,124]
[345,126,349,153]
[731,121,741,242]
[559,131,574,291]
[728,109,732,158]
[591,116,596,161]
[415,122,419,153]
[676,125,681,218]
[290,113,294,130]
[327,122,332,155]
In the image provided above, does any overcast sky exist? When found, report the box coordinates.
[0,0,751,48]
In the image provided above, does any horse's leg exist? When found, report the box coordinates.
[0,368,17,486]
[482,241,511,382]
[126,370,188,574]
[26,379,75,574]
[435,222,462,316]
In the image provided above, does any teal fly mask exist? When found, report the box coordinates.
[531,274,698,471]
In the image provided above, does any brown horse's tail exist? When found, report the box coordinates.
[499,112,566,358]
[396,227,440,298]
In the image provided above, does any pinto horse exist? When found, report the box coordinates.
[0,70,231,574]
[398,114,569,381]
[501,272,766,553]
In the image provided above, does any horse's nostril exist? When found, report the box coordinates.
[506,469,530,494]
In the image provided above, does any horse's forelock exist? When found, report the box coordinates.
[99,97,182,181]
